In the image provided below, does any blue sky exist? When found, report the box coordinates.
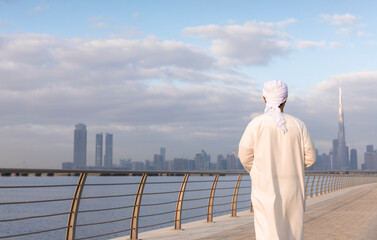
[1,0,377,168]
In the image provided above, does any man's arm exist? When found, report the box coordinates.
[302,123,316,169]
[238,122,254,173]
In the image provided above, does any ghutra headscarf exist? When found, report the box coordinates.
[263,80,288,133]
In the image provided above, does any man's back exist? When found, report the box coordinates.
[239,113,315,240]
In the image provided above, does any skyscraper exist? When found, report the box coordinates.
[350,148,358,170]
[334,87,349,169]
[104,133,113,168]
[95,133,103,168]
[73,123,87,169]
[160,147,166,162]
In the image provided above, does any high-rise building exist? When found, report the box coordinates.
[104,133,113,168]
[160,147,166,162]
[333,87,349,169]
[73,123,87,169]
[194,150,210,170]
[95,133,103,168]
[364,145,377,170]
[350,148,358,170]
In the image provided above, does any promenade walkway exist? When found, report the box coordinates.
[117,182,377,240]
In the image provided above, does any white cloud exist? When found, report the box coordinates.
[29,4,49,14]
[319,13,368,37]
[320,13,357,26]
[296,41,326,49]
[336,27,353,36]
[183,20,295,66]
[357,31,372,37]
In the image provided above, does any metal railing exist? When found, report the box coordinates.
[0,168,376,240]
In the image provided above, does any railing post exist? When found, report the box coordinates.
[328,175,333,193]
[305,175,310,199]
[207,174,219,222]
[66,172,87,240]
[321,175,327,195]
[315,175,321,197]
[130,173,148,240]
[331,176,335,192]
[231,174,242,217]
[175,173,190,229]
[310,175,317,198]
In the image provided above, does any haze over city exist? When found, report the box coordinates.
[1,0,377,169]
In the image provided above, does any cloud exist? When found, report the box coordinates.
[319,13,367,37]
[0,20,8,25]
[89,16,142,38]
[357,31,372,37]
[296,41,326,49]
[182,19,295,66]
[29,4,49,14]
[320,13,357,26]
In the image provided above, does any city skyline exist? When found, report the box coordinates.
[1,1,377,168]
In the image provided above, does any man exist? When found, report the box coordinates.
[238,80,316,240]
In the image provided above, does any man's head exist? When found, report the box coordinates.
[263,80,288,111]
[263,80,289,133]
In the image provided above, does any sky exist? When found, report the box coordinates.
[1,0,377,169]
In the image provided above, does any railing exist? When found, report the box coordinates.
[0,169,376,240]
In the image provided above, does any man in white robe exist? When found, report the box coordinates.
[238,80,316,240]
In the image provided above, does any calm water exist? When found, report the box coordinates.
[0,175,252,240]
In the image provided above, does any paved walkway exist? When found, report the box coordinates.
[205,182,377,240]
[115,182,377,240]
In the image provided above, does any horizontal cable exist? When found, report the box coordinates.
[215,186,237,190]
[84,182,140,186]
[76,228,130,240]
[217,179,241,182]
[237,199,251,203]
[81,193,135,200]
[139,219,175,229]
[214,209,231,215]
[0,184,77,189]
[214,202,231,207]
[237,206,251,211]
[0,226,68,239]
[238,186,251,189]
[145,181,184,184]
[237,192,251,196]
[0,211,71,223]
[141,200,177,207]
[79,204,134,214]
[143,190,180,195]
[214,194,233,198]
[183,204,208,211]
[181,213,207,221]
[76,216,132,227]
[139,210,176,218]
[0,197,73,205]
[184,180,214,183]
[185,188,210,193]
[184,196,209,202]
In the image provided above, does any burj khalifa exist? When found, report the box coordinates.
[334,87,349,169]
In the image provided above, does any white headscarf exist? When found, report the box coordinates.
[263,80,288,133]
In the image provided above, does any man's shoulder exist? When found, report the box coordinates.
[284,113,306,127]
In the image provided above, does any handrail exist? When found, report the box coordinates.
[0,169,376,240]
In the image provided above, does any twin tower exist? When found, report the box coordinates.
[95,133,113,168]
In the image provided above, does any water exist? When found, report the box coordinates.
[0,175,251,240]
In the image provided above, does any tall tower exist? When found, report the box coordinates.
[95,133,103,168]
[73,123,87,169]
[337,87,349,169]
[104,133,113,168]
